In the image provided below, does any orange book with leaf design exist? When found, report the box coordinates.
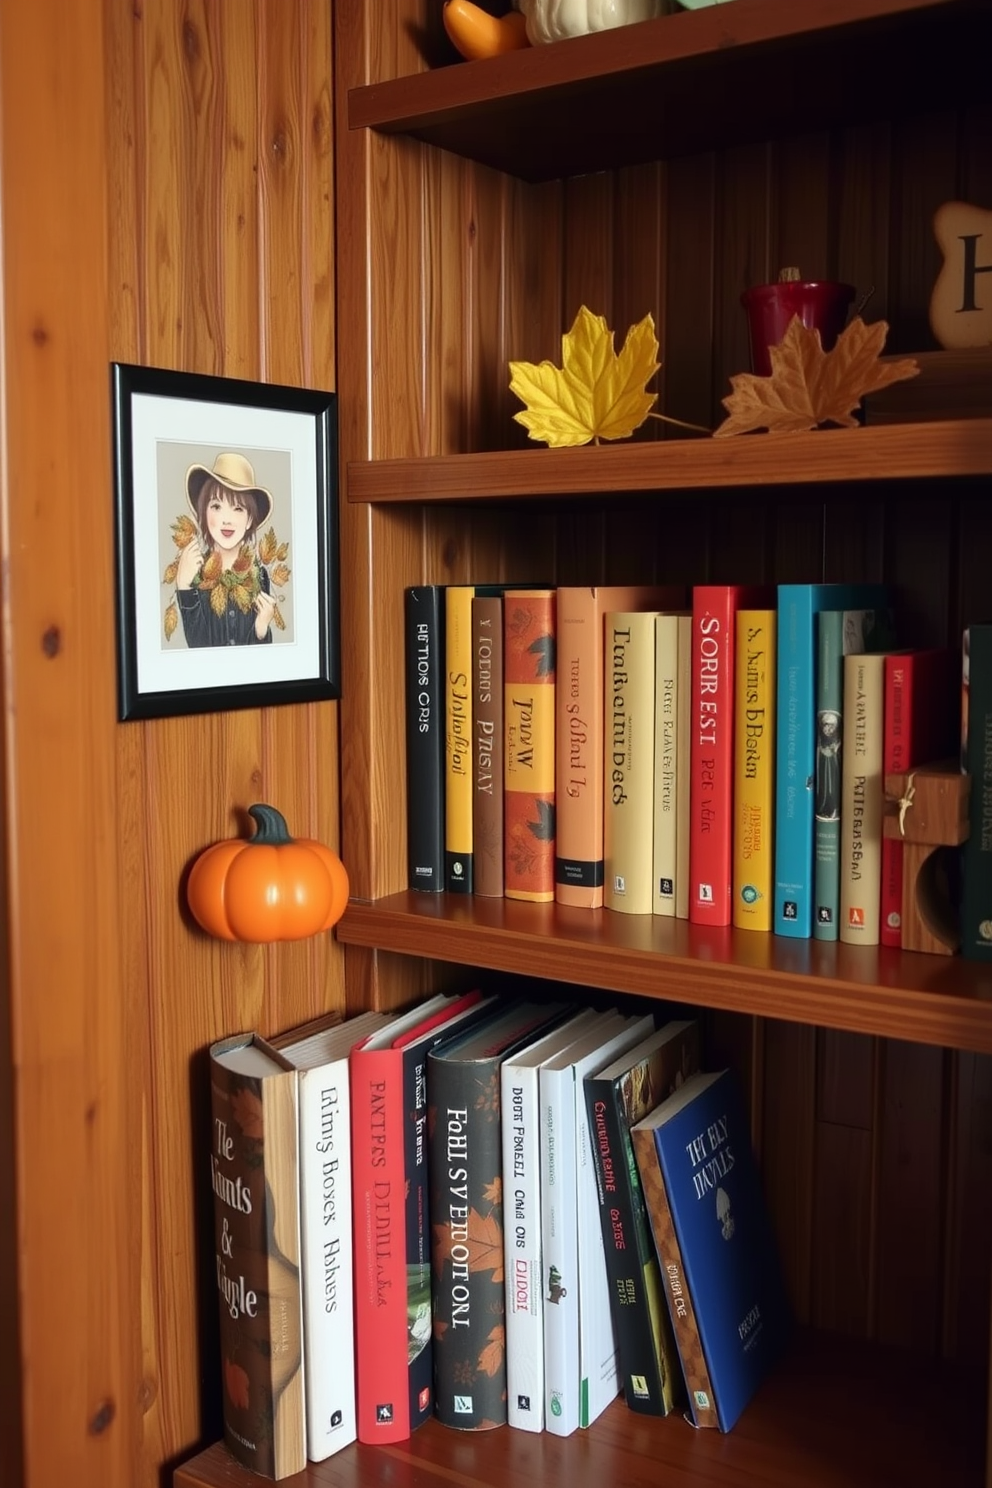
[504,588,556,901]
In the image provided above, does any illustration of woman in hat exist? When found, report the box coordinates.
[162,452,290,648]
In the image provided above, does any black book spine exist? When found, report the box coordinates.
[405,586,445,892]
[585,1078,669,1415]
[428,1051,508,1429]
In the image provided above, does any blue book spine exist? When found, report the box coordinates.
[649,1070,791,1432]
[774,583,888,937]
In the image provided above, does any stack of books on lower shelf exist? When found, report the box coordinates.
[206,985,792,1479]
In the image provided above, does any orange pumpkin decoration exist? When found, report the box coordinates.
[187,803,349,943]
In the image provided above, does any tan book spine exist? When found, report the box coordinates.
[556,585,684,908]
[605,611,659,914]
[839,651,887,944]
[209,1037,306,1480]
[631,1124,720,1430]
[675,615,693,920]
[653,614,685,916]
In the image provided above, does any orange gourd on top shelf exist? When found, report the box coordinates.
[187,803,349,942]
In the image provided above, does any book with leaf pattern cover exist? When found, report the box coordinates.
[428,1000,570,1429]
[504,589,556,901]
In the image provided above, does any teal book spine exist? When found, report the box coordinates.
[774,583,888,938]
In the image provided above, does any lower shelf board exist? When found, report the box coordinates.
[174,1329,987,1488]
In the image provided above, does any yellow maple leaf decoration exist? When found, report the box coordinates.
[509,306,659,447]
[714,315,919,436]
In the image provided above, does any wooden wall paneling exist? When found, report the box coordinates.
[960,104,992,206]
[955,495,992,636]
[465,163,508,454]
[0,2,138,1484]
[561,172,615,331]
[881,493,954,649]
[500,176,564,449]
[888,111,962,354]
[612,162,666,442]
[771,131,834,284]
[371,136,426,458]
[809,1032,876,1335]
[822,495,886,584]
[759,1020,817,1323]
[712,142,773,408]
[424,147,470,454]
[834,123,892,326]
[663,152,716,432]
[943,1053,992,1367]
[872,1041,947,1350]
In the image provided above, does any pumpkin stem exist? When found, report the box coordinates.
[247,803,294,846]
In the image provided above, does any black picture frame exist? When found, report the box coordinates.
[112,362,339,721]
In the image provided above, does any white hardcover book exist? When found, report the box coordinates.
[540,1010,656,1436]
[653,613,682,916]
[501,1008,601,1432]
[272,1010,389,1460]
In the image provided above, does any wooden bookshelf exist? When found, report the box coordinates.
[337,893,992,1053]
[345,420,992,504]
[176,1329,986,1487]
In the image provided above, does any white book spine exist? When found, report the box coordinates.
[502,1062,545,1432]
[540,1061,581,1437]
[653,614,680,916]
[297,1060,357,1458]
[575,1067,620,1427]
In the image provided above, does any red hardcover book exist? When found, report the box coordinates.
[504,588,556,902]
[689,584,772,926]
[880,647,957,946]
[349,989,491,1444]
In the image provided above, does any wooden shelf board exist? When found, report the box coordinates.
[345,419,992,503]
[336,892,992,1054]
[174,1329,985,1487]
[347,0,990,181]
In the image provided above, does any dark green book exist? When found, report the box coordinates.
[583,1018,701,1416]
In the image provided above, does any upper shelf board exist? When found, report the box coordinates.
[346,418,992,503]
[347,0,991,181]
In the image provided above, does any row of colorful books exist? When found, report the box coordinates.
[207,988,791,1479]
[407,584,990,954]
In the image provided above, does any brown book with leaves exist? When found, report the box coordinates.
[209,1034,307,1480]
[472,592,504,896]
[428,999,569,1429]
[504,588,556,901]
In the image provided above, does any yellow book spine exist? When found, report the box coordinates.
[839,651,887,944]
[445,585,475,892]
[605,611,658,914]
[732,610,777,931]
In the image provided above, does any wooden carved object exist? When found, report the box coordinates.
[929,201,992,350]
[883,762,970,955]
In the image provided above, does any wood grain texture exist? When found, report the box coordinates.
[176,1329,986,1488]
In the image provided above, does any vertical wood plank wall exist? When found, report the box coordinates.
[2,3,344,1486]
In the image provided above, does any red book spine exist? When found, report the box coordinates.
[880,655,912,947]
[689,585,769,926]
[350,1047,409,1442]
[880,648,957,947]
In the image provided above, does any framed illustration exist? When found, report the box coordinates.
[111,362,339,721]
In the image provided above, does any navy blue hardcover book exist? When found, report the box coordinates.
[631,1068,791,1432]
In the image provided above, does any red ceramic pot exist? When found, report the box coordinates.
[741,278,855,376]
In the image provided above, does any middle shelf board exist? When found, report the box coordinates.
[337,892,992,1054]
[345,419,992,503]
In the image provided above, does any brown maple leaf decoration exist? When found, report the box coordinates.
[478,1324,505,1378]
[714,315,918,436]
[432,1206,504,1284]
